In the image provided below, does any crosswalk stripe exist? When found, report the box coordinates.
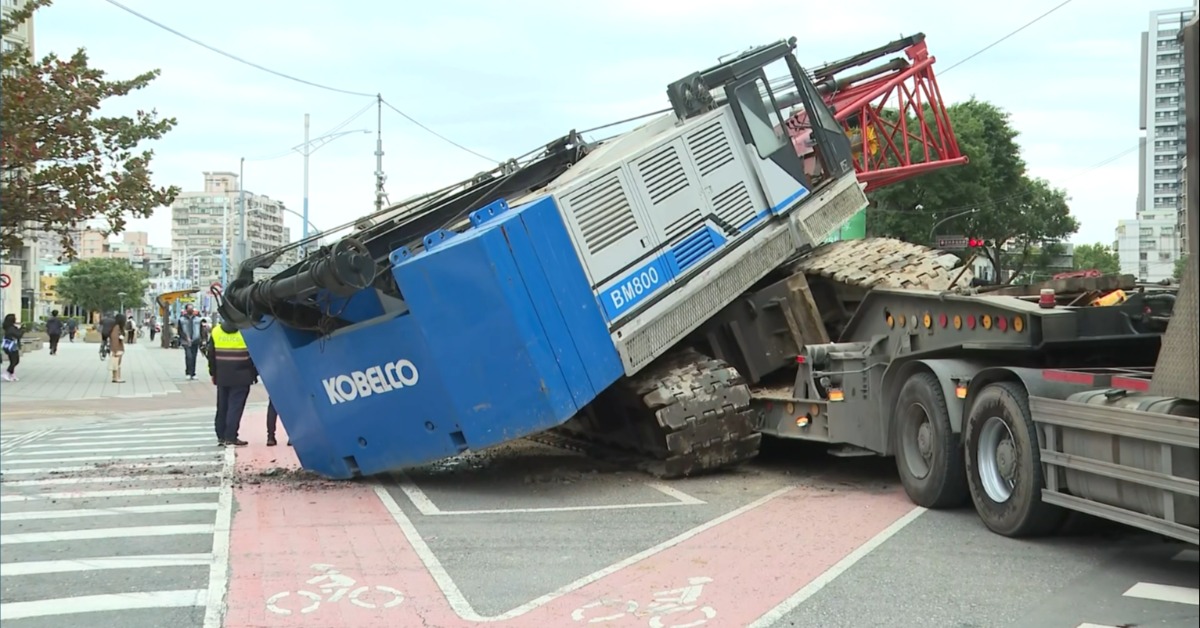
[0,460,221,475]
[9,443,217,455]
[0,553,212,576]
[0,589,206,621]
[0,472,222,487]
[0,524,215,545]
[21,436,213,449]
[1,503,219,521]
[1123,582,1200,606]
[1,487,220,502]
[1,451,215,465]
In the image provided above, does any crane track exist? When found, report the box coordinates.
[545,349,762,478]
[533,238,967,477]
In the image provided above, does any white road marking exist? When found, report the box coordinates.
[0,524,215,545]
[0,554,212,576]
[0,460,220,475]
[376,482,792,622]
[1,451,213,465]
[395,474,705,516]
[54,426,210,437]
[647,482,706,505]
[1,502,218,521]
[0,589,205,621]
[0,472,221,487]
[1123,582,1200,606]
[1173,549,1199,563]
[22,436,213,448]
[9,443,216,455]
[746,506,927,627]
[1076,623,1120,628]
[1,486,220,502]
[203,445,235,628]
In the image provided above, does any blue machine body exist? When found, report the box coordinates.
[242,195,626,479]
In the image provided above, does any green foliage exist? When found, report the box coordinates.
[1177,255,1189,281]
[1073,243,1121,275]
[0,0,180,258]
[865,98,1079,281]
[55,258,148,315]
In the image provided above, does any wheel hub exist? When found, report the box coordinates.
[917,422,933,461]
[995,439,1016,481]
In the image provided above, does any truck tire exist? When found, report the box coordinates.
[963,382,1064,537]
[892,372,968,508]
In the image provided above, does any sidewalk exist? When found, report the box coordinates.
[0,337,268,420]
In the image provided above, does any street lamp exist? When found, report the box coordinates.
[929,208,981,243]
[118,291,127,315]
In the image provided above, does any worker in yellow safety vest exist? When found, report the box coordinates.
[206,321,259,446]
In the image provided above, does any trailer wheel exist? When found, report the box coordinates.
[892,372,968,508]
[963,382,1064,537]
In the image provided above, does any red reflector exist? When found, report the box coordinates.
[997,317,1008,332]
[967,315,977,330]
[795,355,806,363]
[938,313,948,328]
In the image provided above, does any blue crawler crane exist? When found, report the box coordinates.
[216,36,872,479]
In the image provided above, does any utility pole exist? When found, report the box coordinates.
[374,94,386,213]
[302,113,311,257]
[236,157,248,274]
[221,196,229,287]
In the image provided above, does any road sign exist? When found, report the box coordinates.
[934,235,969,251]
[0,273,9,289]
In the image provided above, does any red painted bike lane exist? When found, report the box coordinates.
[223,426,920,627]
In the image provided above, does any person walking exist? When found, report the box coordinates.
[178,304,202,380]
[108,313,126,384]
[66,317,78,342]
[207,320,257,447]
[45,310,63,356]
[2,314,23,382]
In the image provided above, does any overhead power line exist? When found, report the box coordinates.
[379,99,497,163]
[100,0,492,162]
[939,0,1076,74]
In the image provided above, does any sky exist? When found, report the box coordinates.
[29,0,1182,249]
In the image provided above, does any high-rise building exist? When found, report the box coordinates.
[1126,6,1196,282]
[1,0,35,69]
[1139,7,1195,217]
[169,172,296,286]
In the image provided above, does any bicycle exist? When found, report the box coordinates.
[571,576,717,627]
[265,563,405,616]
[98,338,110,361]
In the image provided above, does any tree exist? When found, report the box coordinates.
[1073,243,1121,275]
[1,0,180,258]
[1176,255,1189,281]
[866,98,1079,281]
[56,258,148,316]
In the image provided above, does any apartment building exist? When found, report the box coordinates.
[1116,212,1181,282]
[1139,7,1194,219]
[170,172,296,286]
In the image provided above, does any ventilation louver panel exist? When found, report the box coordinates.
[567,173,640,254]
[636,146,690,205]
[712,182,756,230]
[687,121,735,177]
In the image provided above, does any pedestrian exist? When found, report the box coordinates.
[177,304,202,380]
[2,314,22,382]
[125,316,135,345]
[45,310,63,356]
[207,320,257,446]
[108,313,126,384]
[98,312,115,360]
[265,399,293,447]
[66,317,78,342]
[149,317,157,342]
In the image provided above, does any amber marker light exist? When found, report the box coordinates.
[829,389,845,402]
[1013,316,1024,333]
[953,314,963,330]
[923,312,932,329]
[982,314,993,330]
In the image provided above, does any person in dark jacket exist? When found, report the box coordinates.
[2,314,23,382]
[66,317,78,342]
[206,320,257,446]
[45,311,63,355]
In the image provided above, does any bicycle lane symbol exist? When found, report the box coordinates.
[266,563,406,616]
[571,576,718,627]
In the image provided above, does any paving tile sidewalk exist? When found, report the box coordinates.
[0,338,268,421]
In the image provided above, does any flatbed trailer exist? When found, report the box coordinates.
[720,12,1200,544]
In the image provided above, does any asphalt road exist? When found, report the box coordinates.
[1,417,1196,628]
[0,414,230,628]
